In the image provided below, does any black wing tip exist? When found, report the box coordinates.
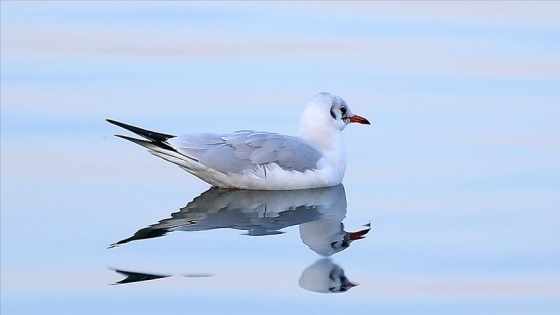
[105,118,175,142]
[105,118,139,131]
[106,118,125,127]
[105,118,135,132]
[114,134,138,141]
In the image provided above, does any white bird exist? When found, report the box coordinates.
[107,92,370,190]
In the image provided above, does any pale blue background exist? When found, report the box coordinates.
[1,2,559,315]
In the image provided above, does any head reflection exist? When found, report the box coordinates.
[110,184,369,292]
[299,259,357,293]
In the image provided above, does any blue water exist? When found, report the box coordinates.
[1,2,559,315]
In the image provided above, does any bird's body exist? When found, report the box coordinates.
[107,92,369,190]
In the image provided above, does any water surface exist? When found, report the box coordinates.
[1,2,559,315]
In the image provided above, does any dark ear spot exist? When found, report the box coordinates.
[330,108,336,119]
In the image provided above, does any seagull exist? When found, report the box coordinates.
[106,92,370,190]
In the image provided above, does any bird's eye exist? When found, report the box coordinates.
[340,106,347,115]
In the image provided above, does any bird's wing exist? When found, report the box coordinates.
[167,131,323,174]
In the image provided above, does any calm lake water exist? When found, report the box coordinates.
[1,2,559,315]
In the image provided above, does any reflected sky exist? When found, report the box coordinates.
[1,2,559,315]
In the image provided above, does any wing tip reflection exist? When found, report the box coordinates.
[109,268,172,285]
[108,227,169,249]
[109,268,214,285]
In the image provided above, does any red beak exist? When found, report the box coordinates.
[342,281,359,290]
[348,114,370,125]
[348,225,372,240]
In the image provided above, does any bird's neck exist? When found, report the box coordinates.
[298,126,347,176]
[299,127,342,151]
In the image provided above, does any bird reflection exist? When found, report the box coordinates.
[110,268,171,285]
[299,259,356,293]
[109,184,370,292]
[110,268,212,285]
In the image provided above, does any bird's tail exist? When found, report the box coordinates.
[106,119,198,166]
[106,119,175,147]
